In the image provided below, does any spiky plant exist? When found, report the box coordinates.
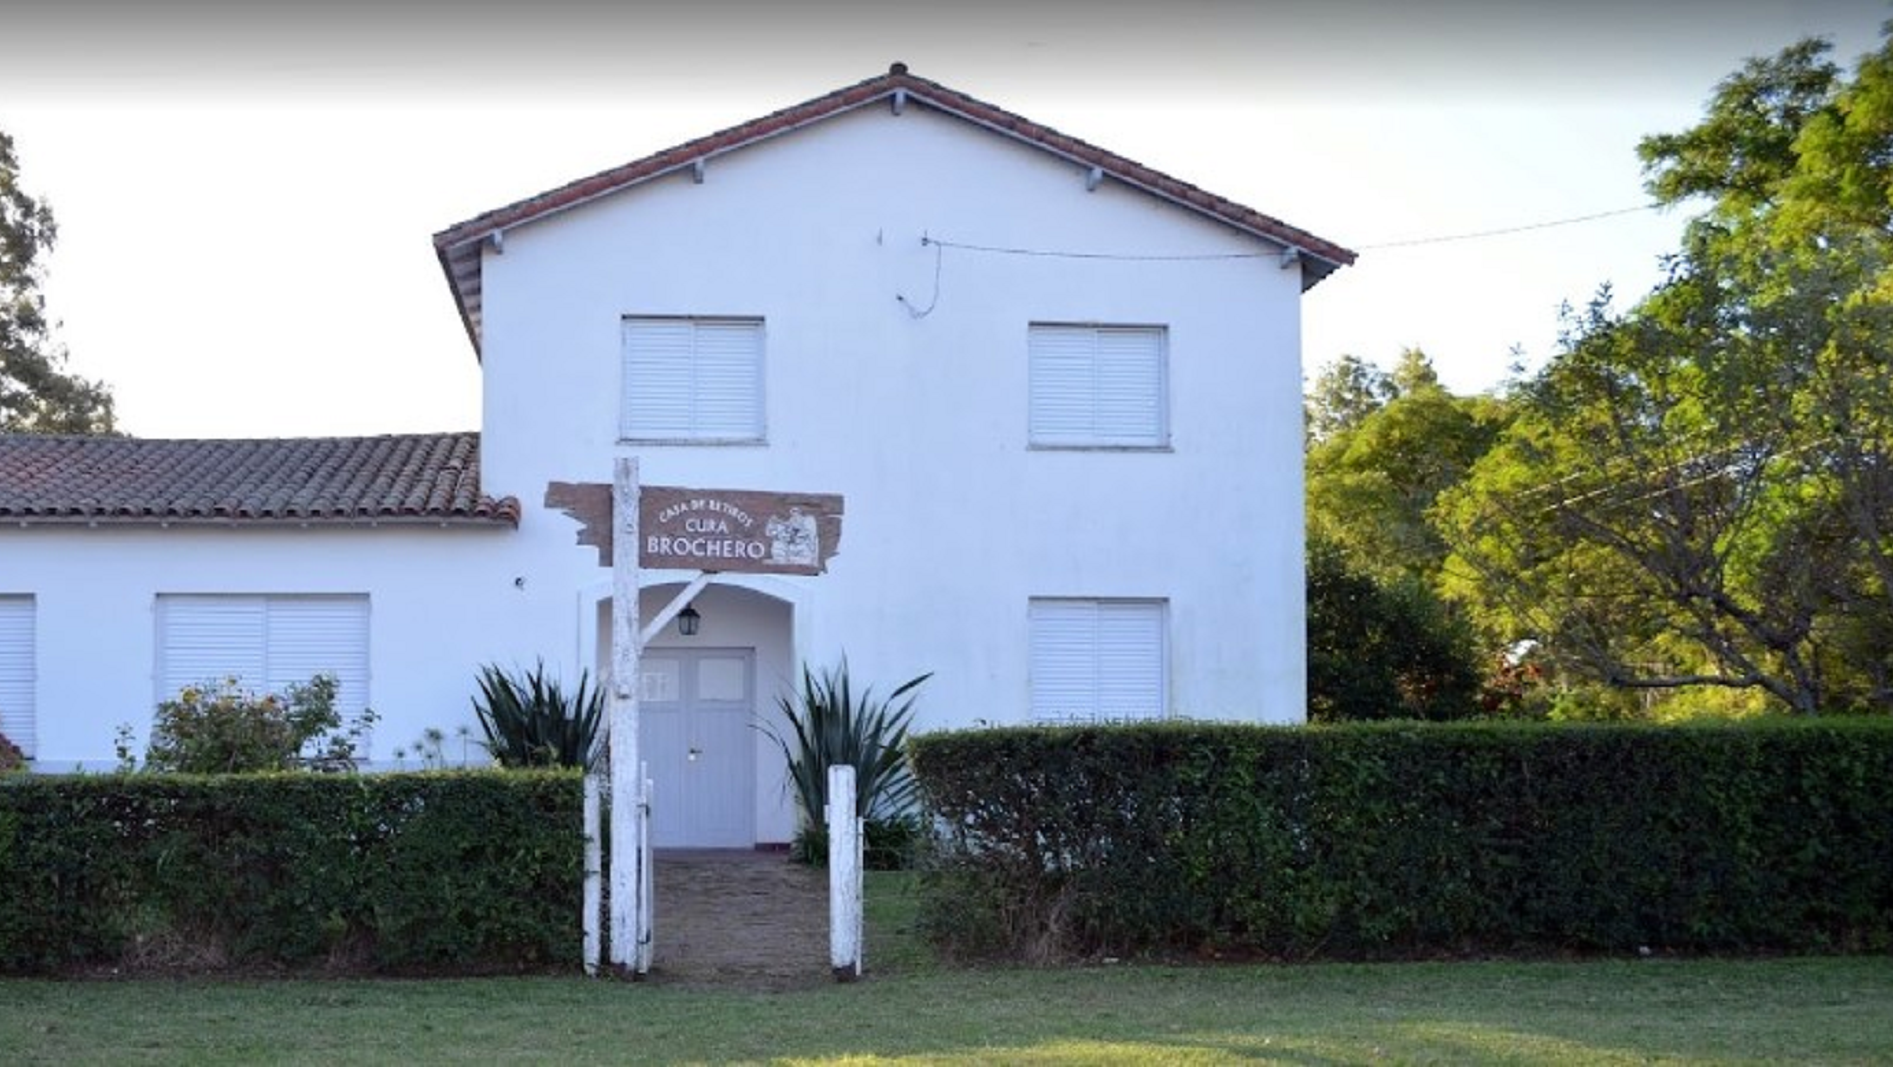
[764,658,930,866]
[472,660,603,771]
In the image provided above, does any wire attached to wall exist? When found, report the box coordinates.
[901,203,1662,267]
[896,233,944,319]
[929,236,1264,261]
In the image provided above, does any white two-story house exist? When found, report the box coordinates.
[0,64,1352,847]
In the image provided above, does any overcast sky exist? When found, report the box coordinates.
[2,0,1887,438]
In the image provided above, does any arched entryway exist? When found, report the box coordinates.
[580,578,807,848]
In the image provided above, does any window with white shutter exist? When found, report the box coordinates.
[1028,324,1168,448]
[0,596,36,759]
[155,594,371,752]
[621,316,765,442]
[1028,598,1167,723]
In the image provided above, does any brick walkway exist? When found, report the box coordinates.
[648,849,833,989]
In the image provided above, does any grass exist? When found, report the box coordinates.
[2,873,1889,1065]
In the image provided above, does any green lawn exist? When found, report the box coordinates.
[3,874,1889,1065]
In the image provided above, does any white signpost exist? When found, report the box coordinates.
[609,456,648,975]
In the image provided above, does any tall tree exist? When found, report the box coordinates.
[1,130,114,434]
[1389,345,1441,396]
[1438,32,1893,715]
[1304,353,1392,442]
[1307,349,1509,586]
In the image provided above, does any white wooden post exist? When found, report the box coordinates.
[582,772,602,975]
[609,456,646,975]
[828,764,863,980]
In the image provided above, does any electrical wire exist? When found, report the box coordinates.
[1356,204,1661,250]
[926,236,1270,261]
[896,236,944,318]
[917,203,1664,263]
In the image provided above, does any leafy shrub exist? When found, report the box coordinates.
[1307,538,1483,721]
[141,674,373,773]
[472,661,603,770]
[0,732,22,775]
[764,659,929,868]
[0,770,583,974]
[910,719,1893,962]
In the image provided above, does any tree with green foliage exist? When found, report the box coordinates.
[1,129,114,434]
[1388,345,1442,396]
[1438,31,1893,715]
[1307,349,1509,586]
[1305,537,1483,722]
[1304,353,1393,443]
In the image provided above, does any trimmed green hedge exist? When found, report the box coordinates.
[0,770,583,974]
[909,719,1893,961]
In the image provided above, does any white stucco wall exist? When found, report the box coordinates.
[0,525,529,771]
[478,101,1308,735]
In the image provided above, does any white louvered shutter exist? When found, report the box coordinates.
[622,317,763,441]
[1094,602,1167,721]
[1029,325,1166,447]
[1029,599,1167,723]
[155,595,370,753]
[156,596,268,700]
[1029,600,1097,723]
[265,597,372,739]
[0,597,36,758]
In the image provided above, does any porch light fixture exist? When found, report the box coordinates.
[676,604,702,637]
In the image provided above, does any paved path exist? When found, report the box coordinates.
[649,849,833,989]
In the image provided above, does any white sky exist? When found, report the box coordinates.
[2,0,1887,438]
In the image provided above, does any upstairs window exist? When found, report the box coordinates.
[1028,598,1168,723]
[0,596,35,759]
[621,316,765,443]
[1028,324,1168,448]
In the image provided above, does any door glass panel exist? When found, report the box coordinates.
[696,656,748,702]
[640,658,682,702]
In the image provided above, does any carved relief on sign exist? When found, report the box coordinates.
[544,481,843,574]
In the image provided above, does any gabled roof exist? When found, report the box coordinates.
[0,432,519,527]
[433,63,1356,357]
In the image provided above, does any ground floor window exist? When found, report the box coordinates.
[1028,598,1168,723]
[154,594,371,751]
[0,595,35,758]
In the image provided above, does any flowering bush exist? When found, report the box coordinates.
[140,674,373,773]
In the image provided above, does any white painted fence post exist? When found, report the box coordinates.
[582,771,602,976]
[828,764,863,980]
[609,456,646,976]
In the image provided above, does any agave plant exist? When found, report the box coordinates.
[472,660,604,770]
[764,659,930,866]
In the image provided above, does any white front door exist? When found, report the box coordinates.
[640,649,757,848]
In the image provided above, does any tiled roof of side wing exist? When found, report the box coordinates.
[0,432,520,526]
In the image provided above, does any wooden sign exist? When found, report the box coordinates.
[545,481,843,574]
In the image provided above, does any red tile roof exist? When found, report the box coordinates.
[433,63,1356,356]
[0,432,519,527]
